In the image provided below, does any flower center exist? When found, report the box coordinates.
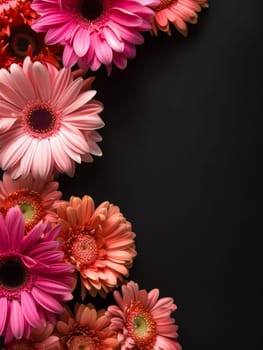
[27,108,55,133]
[71,233,98,266]
[70,335,97,350]
[19,202,35,221]
[9,25,42,59]
[0,257,28,289]
[79,0,104,21]
[154,0,176,11]
[126,301,157,349]
[1,189,45,232]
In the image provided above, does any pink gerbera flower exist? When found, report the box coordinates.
[0,172,62,233]
[54,303,119,349]
[106,281,181,350]
[57,195,137,298]
[0,207,75,344]
[151,0,208,36]
[0,57,104,179]
[31,0,159,72]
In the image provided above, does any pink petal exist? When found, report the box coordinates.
[21,291,43,328]
[5,207,25,248]
[63,90,97,115]
[32,61,51,101]
[73,27,90,57]
[10,299,24,339]
[63,44,79,68]
[31,287,65,313]
[0,297,8,334]
[31,139,52,178]
[104,26,124,53]
[0,214,9,252]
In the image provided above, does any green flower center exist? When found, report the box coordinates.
[19,202,35,221]
[133,315,150,337]
[126,301,157,348]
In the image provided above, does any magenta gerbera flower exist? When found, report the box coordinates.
[106,281,181,350]
[31,0,159,72]
[0,57,104,179]
[0,207,75,344]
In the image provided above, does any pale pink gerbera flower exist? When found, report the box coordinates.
[106,281,181,350]
[54,303,119,349]
[57,195,137,298]
[31,0,159,72]
[151,0,208,36]
[0,207,75,344]
[0,172,62,233]
[0,57,104,179]
[3,323,60,349]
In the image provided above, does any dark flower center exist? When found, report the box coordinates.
[9,25,42,59]
[0,257,28,289]
[79,0,104,20]
[28,108,56,133]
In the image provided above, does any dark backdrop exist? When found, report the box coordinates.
[1,0,261,349]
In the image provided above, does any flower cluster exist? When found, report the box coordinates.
[0,0,209,347]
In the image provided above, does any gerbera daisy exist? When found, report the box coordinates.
[0,57,104,179]
[0,24,62,70]
[3,323,60,349]
[151,0,208,36]
[0,1,37,37]
[56,195,137,298]
[54,303,119,349]
[0,172,62,233]
[0,207,75,344]
[31,0,159,72]
[106,281,181,350]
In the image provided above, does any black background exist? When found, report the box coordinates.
[0,0,262,349]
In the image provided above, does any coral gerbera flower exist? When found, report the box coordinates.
[0,172,62,233]
[151,0,208,36]
[54,303,119,349]
[3,323,59,349]
[31,0,159,72]
[57,195,137,298]
[106,281,181,350]
[0,57,104,179]
[0,207,75,344]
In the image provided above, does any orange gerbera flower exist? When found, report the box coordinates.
[151,0,208,36]
[57,195,137,298]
